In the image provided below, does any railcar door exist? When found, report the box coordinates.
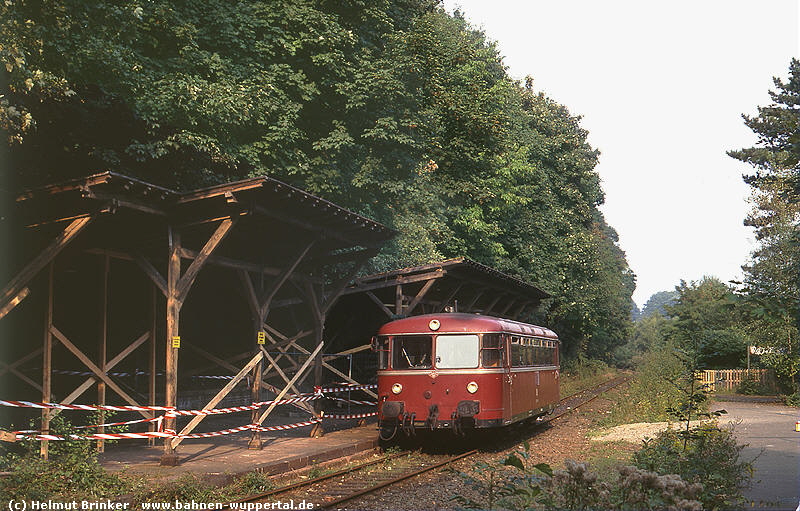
[502,334,513,423]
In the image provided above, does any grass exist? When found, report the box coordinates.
[559,358,619,398]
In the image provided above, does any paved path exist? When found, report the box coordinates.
[711,401,799,510]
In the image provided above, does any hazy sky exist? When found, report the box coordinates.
[442,0,799,307]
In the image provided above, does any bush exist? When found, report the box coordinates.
[784,392,800,407]
[451,443,706,511]
[0,415,130,500]
[736,372,774,395]
[539,461,704,511]
[633,425,752,509]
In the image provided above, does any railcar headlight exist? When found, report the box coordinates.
[391,383,403,395]
[466,381,479,394]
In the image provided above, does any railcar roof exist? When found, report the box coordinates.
[377,313,558,340]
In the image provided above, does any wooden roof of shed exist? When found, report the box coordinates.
[347,257,551,301]
[13,172,394,253]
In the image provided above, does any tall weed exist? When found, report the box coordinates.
[601,346,685,425]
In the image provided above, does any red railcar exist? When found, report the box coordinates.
[374,313,559,437]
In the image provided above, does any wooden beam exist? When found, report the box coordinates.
[162,226,181,464]
[55,332,150,416]
[322,252,378,314]
[0,347,43,380]
[483,295,503,316]
[438,283,464,312]
[50,326,151,419]
[170,351,264,449]
[260,240,315,319]
[464,291,484,312]
[282,339,377,399]
[179,248,322,284]
[175,218,235,303]
[406,279,437,315]
[40,263,54,459]
[365,291,393,318]
[1,217,92,320]
[499,297,518,317]
[0,287,29,320]
[322,344,371,362]
[342,270,447,296]
[260,347,306,405]
[255,342,323,426]
[135,255,168,298]
[395,284,403,315]
[237,270,261,321]
[97,255,109,452]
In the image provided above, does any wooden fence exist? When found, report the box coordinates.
[699,369,776,392]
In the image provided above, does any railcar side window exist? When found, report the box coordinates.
[392,335,433,369]
[373,336,390,369]
[480,334,504,367]
[435,334,479,369]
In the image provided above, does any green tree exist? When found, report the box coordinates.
[666,277,748,369]
[640,290,679,318]
[728,58,799,393]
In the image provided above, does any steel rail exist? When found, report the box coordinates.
[227,374,631,509]
[317,449,478,509]
[222,450,411,509]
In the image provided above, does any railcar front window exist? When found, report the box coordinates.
[435,334,479,369]
[392,335,433,369]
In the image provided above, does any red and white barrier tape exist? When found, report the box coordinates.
[0,400,174,412]
[165,394,322,417]
[329,397,377,406]
[250,417,322,432]
[321,384,377,393]
[15,430,173,441]
[324,411,378,420]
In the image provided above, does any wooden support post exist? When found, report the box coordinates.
[40,263,53,459]
[249,321,263,450]
[395,284,403,315]
[96,255,109,452]
[148,284,158,446]
[162,227,181,466]
[161,219,235,465]
[464,291,484,312]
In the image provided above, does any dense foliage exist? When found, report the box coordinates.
[0,1,635,359]
[728,58,799,394]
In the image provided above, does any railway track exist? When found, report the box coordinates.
[224,374,631,510]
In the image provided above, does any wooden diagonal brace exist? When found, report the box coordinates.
[171,351,264,449]
[53,332,150,419]
[282,339,377,399]
[406,279,437,315]
[135,255,168,297]
[50,326,151,418]
[0,348,43,392]
[0,217,92,320]
[175,218,235,303]
[255,342,323,426]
